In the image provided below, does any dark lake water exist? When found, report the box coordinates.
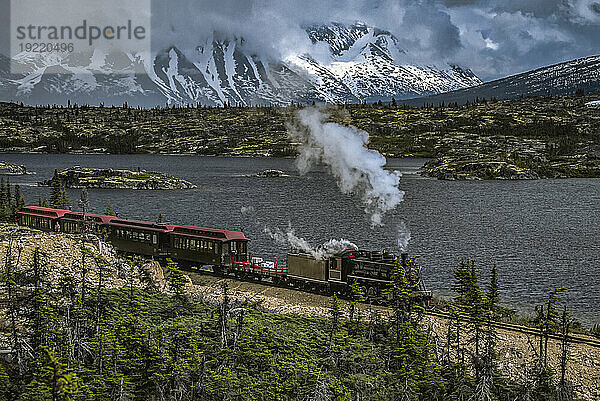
[5,153,600,326]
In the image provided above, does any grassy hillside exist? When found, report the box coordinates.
[1,94,600,178]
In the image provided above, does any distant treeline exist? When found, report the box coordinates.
[0,93,599,160]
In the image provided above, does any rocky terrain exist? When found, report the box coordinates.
[1,94,600,179]
[38,167,196,190]
[0,161,29,175]
[250,169,291,178]
[0,224,140,290]
[422,158,540,180]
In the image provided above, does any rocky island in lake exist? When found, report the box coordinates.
[250,169,290,178]
[0,161,30,175]
[39,167,196,190]
[422,157,540,180]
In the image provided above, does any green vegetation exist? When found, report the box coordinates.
[0,162,28,175]
[0,178,25,221]
[40,167,196,190]
[447,260,577,400]
[0,238,584,400]
[104,202,115,216]
[2,94,600,178]
[49,169,70,209]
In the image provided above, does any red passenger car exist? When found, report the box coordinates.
[59,211,117,234]
[17,206,251,269]
[106,218,172,258]
[17,206,70,232]
[168,225,249,268]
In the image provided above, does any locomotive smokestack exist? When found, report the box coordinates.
[401,253,408,267]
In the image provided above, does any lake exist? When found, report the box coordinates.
[6,153,600,326]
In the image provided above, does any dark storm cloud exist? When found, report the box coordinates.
[150,0,600,81]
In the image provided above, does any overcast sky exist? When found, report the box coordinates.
[149,0,600,81]
[2,0,599,81]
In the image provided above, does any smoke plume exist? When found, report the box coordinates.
[265,224,358,260]
[397,221,411,252]
[240,205,255,215]
[288,107,404,226]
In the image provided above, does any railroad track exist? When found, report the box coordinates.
[188,270,600,349]
[423,309,600,348]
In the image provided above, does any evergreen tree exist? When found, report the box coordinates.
[538,288,566,369]
[348,280,365,333]
[0,363,10,401]
[556,307,575,401]
[4,180,11,218]
[328,294,341,349]
[78,188,90,233]
[387,256,445,399]
[0,178,14,221]
[29,249,52,353]
[105,202,115,216]
[218,282,231,348]
[453,260,486,385]
[13,184,25,217]
[49,170,69,209]
[387,255,424,342]
[166,258,187,302]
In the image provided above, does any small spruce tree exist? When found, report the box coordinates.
[166,259,187,302]
[328,294,341,348]
[105,202,115,216]
[49,169,69,209]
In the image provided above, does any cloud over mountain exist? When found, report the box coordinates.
[148,0,600,81]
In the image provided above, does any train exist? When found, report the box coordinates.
[16,206,431,302]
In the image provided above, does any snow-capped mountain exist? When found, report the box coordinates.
[0,22,482,106]
[301,23,481,102]
[403,55,600,106]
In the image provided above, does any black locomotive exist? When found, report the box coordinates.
[287,249,430,301]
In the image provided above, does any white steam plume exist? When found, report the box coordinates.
[288,107,404,226]
[240,205,255,215]
[397,221,411,252]
[265,224,357,260]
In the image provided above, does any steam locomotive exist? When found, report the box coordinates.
[16,206,430,302]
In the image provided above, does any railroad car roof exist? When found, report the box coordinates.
[168,225,249,241]
[61,212,117,224]
[107,219,170,232]
[18,206,70,218]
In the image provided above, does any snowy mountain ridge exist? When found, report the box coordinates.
[0,22,482,106]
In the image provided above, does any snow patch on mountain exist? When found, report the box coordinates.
[2,22,482,106]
